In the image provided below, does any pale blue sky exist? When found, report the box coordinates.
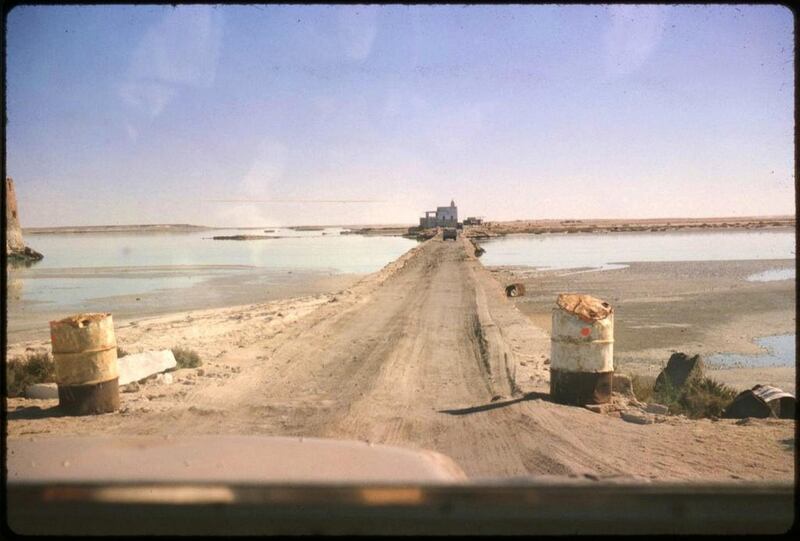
[5,4,795,227]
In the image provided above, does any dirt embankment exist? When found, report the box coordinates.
[6,235,794,482]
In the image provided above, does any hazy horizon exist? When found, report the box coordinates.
[6,4,795,228]
[18,213,796,231]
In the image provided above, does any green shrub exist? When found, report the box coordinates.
[677,377,738,419]
[631,370,737,419]
[171,347,202,369]
[5,351,56,397]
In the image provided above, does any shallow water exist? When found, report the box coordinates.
[746,268,795,282]
[707,334,796,369]
[480,229,795,270]
[8,228,417,310]
[21,227,411,272]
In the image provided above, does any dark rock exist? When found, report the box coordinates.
[654,352,704,392]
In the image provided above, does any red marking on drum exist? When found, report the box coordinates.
[580,327,591,337]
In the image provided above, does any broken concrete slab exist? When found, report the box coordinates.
[118,350,177,386]
[25,383,58,399]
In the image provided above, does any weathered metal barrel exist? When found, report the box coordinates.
[50,313,119,415]
[550,294,614,405]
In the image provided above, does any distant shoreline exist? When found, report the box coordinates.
[23,224,214,235]
[466,215,795,238]
[21,215,795,236]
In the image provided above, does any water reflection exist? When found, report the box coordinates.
[480,230,795,270]
[7,228,416,310]
[7,256,43,269]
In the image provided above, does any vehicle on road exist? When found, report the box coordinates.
[443,228,457,241]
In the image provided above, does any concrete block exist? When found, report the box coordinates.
[118,350,177,386]
[25,383,58,399]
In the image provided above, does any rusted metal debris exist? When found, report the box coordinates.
[50,312,119,415]
[723,384,796,419]
[505,283,526,297]
[555,293,612,322]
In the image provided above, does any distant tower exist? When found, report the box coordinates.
[6,177,26,254]
[450,199,455,207]
[6,177,43,261]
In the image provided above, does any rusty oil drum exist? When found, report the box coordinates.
[50,313,119,415]
[550,294,614,405]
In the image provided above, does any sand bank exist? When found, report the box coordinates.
[472,216,794,237]
[6,266,360,344]
[490,258,795,394]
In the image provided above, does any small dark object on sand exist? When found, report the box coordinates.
[506,283,526,297]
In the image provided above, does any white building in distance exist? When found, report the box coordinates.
[419,199,458,228]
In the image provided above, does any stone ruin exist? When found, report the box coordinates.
[6,177,43,263]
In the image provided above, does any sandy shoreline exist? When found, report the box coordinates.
[468,216,794,237]
[6,267,361,344]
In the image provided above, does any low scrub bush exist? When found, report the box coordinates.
[630,374,656,403]
[5,351,56,397]
[171,347,202,369]
[631,371,737,419]
[677,377,738,419]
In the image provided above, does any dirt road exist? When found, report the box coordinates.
[7,235,794,481]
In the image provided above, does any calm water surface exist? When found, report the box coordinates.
[9,228,416,310]
[480,229,795,270]
[707,334,796,368]
[8,228,796,315]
